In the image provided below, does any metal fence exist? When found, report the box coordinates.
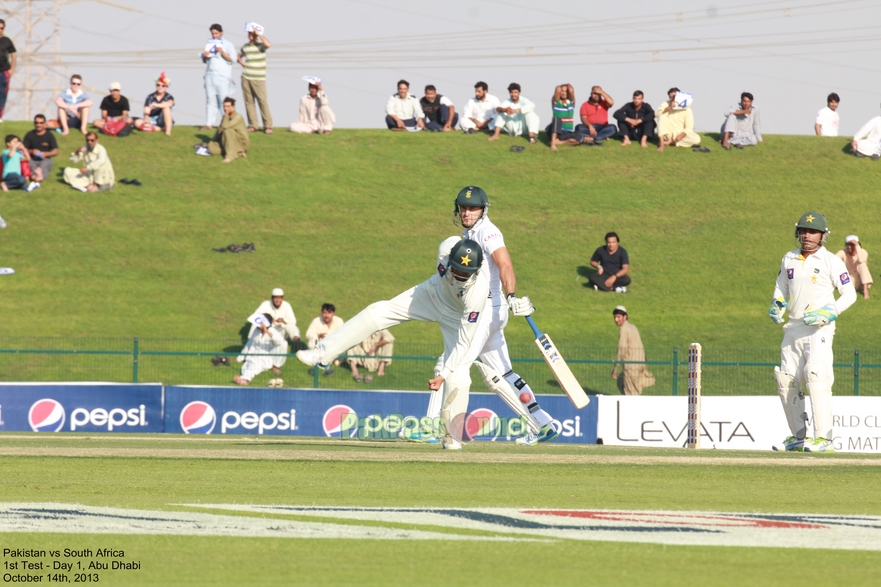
[0,337,879,396]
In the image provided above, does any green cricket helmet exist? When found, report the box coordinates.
[794,211,830,249]
[447,238,483,288]
[453,186,490,227]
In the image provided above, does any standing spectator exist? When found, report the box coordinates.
[611,306,655,395]
[1,135,29,192]
[347,329,395,383]
[93,82,132,131]
[656,87,707,152]
[575,85,616,145]
[720,92,762,150]
[850,112,881,159]
[385,80,424,130]
[836,235,873,300]
[237,23,273,134]
[305,303,344,375]
[289,81,335,134]
[134,72,175,136]
[460,81,499,133]
[63,132,114,192]
[613,90,655,148]
[589,232,631,293]
[420,85,457,132]
[197,97,249,163]
[55,75,92,136]
[488,83,539,144]
[548,83,590,151]
[200,24,235,131]
[0,19,17,123]
[815,93,840,137]
[23,114,58,186]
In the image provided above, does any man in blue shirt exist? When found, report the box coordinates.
[54,75,93,136]
[200,23,235,131]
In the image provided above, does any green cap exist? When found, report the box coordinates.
[795,211,828,232]
[455,186,489,208]
[448,239,483,275]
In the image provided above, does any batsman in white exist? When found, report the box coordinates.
[408,186,558,446]
[770,211,856,453]
[297,237,489,450]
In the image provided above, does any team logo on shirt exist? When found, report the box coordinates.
[786,268,794,280]
[841,272,851,285]
[437,263,446,277]
[467,312,480,323]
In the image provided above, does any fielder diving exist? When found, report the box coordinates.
[769,211,856,453]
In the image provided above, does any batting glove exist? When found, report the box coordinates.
[803,304,837,327]
[769,297,787,324]
[507,295,535,317]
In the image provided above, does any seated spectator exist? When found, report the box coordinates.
[613,90,655,148]
[575,85,616,145]
[547,83,591,151]
[195,97,249,163]
[1,134,30,192]
[420,85,457,132]
[234,313,285,386]
[488,83,539,144]
[347,329,394,382]
[851,113,881,159]
[23,114,58,186]
[93,82,132,132]
[63,132,114,192]
[460,81,499,133]
[306,303,344,374]
[290,81,335,134]
[248,287,300,374]
[54,74,92,136]
[836,235,873,300]
[655,87,707,152]
[385,79,424,131]
[134,72,175,136]
[815,93,840,137]
[589,231,631,293]
[721,92,762,150]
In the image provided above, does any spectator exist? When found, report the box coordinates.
[589,232,630,293]
[196,97,249,163]
[305,303,344,375]
[247,288,300,375]
[134,72,174,136]
[55,74,92,136]
[613,90,655,148]
[0,19,17,123]
[575,85,616,145]
[289,81,335,134]
[23,114,59,186]
[93,82,132,132]
[655,87,708,152]
[815,93,840,137]
[460,81,499,134]
[237,24,273,134]
[488,82,539,144]
[63,132,114,192]
[851,112,881,159]
[385,79,424,131]
[200,23,235,131]
[347,329,394,383]
[234,313,285,386]
[548,83,591,151]
[721,92,762,150]
[611,306,655,396]
[420,85,458,132]
[1,135,30,192]
[836,235,873,300]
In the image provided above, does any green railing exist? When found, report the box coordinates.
[0,338,879,396]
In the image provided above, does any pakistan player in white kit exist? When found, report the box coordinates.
[770,211,856,453]
[297,237,489,450]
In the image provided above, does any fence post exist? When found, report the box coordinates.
[854,349,860,396]
[132,336,139,384]
[672,346,679,396]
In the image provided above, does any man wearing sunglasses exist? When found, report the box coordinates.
[134,72,175,136]
[54,75,93,136]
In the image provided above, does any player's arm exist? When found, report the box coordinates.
[492,246,516,296]
[831,257,857,315]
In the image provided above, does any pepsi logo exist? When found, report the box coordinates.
[323,404,358,437]
[180,401,217,434]
[29,399,66,432]
[464,408,500,441]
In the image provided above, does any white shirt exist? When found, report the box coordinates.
[248,300,299,340]
[464,94,501,122]
[463,215,506,305]
[854,116,881,143]
[773,246,856,325]
[306,315,345,348]
[385,93,424,120]
[816,106,839,137]
[498,96,536,115]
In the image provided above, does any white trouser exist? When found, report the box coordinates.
[854,139,881,157]
[241,355,273,381]
[460,115,495,131]
[776,321,836,440]
[493,111,540,136]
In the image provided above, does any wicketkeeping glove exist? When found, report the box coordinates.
[803,304,837,327]
[507,295,535,317]
[769,297,787,324]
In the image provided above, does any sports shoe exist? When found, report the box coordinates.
[398,428,440,444]
[25,181,40,193]
[771,435,806,452]
[442,436,463,450]
[516,424,559,446]
[296,347,329,371]
[804,437,835,453]
[614,286,627,293]
[195,146,211,156]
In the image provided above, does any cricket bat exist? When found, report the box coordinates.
[525,316,590,409]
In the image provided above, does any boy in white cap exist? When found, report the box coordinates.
[836,235,873,300]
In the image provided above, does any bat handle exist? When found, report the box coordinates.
[525,316,543,339]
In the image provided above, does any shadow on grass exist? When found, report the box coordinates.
[577,265,599,288]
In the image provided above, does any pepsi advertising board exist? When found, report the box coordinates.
[165,386,598,443]
[0,383,163,433]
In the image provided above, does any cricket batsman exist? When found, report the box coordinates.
[297,237,488,450]
[770,211,856,453]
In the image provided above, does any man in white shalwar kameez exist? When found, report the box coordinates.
[248,288,300,372]
[235,313,286,385]
[851,115,881,159]
[289,82,335,134]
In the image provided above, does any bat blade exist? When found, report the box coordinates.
[533,332,590,409]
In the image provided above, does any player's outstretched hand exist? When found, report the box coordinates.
[508,295,535,316]
[803,304,837,327]
[769,297,787,324]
